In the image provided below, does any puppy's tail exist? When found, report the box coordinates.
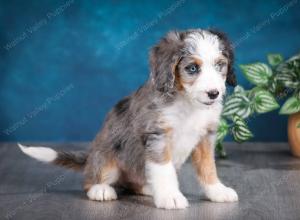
[18,143,87,171]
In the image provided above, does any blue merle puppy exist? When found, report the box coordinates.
[19,29,238,209]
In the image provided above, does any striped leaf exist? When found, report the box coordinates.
[279,96,300,114]
[222,93,252,118]
[268,79,278,94]
[217,118,229,142]
[253,89,279,113]
[276,53,300,87]
[232,115,253,142]
[240,63,273,86]
[276,72,299,89]
[285,53,300,67]
[267,53,283,66]
[297,90,300,100]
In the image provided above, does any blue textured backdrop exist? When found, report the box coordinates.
[1,0,300,142]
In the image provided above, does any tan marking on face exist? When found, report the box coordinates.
[191,56,203,66]
[191,137,219,185]
[175,70,184,91]
[175,56,203,90]
[173,58,185,91]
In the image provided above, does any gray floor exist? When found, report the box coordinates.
[1,142,300,220]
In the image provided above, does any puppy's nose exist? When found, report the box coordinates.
[207,89,219,100]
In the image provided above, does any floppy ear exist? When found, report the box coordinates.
[149,31,183,94]
[208,29,237,87]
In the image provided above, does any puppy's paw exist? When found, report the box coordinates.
[204,182,238,202]
[154,191,189,209]
[87,184,117,201]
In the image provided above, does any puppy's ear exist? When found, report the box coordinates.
[149,31,183,94]
[208,29,237,87]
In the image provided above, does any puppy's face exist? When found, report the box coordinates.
[176,32,228,105]
[150,29,236,105]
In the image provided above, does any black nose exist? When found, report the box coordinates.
[207,90,219,99]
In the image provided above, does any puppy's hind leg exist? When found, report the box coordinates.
[84,153,120,202]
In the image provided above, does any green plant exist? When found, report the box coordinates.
[216,52,300,158]
[275,54,300,114]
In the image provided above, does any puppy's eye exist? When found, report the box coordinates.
[215,62,227,72]
[185,64,199,74]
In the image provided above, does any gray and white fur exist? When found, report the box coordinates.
[19,29,238,209]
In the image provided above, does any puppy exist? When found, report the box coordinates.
[19,29,238,209]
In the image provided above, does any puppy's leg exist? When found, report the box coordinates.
[84,153,119,201]
[191,135,238,202]
[139,184,152,196]
[145,133,188,209]
[131,184,152,196]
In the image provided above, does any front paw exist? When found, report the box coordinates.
[204,182,238,202]
[154,191,189,209]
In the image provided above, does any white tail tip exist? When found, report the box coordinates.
[18,143,57,162]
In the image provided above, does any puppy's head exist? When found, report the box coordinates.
[150,29,236,105]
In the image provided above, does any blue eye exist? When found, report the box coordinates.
[186,64,199,74]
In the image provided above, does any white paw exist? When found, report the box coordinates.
[87,184,117,201]
[154,191,189,209]
[204,182,238,202]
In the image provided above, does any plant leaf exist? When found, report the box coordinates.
[276,72,300,89]
[240,63,273,86]
[222,93,252,119]
[267,53,283,66]
[232,115,253,142]
[288,53,300,61]
[215,142,227,158]
[268,79,278,94]
[276,53,300,86]
[297,90,300,100]
[217,118,229,142]
[253,89,280,113]
[234,85,245,93]
[279,96,300,114]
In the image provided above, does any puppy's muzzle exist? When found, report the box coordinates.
[206,89,219,100]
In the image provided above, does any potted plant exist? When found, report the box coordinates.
[216,53,300,158]
[274,53,300,157]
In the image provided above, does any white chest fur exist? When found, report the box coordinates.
[161,99,222,169]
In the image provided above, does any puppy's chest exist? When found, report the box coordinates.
[162,105,221,168]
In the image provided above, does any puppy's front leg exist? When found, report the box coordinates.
[145,133,188,209]
[192,135,238,202]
